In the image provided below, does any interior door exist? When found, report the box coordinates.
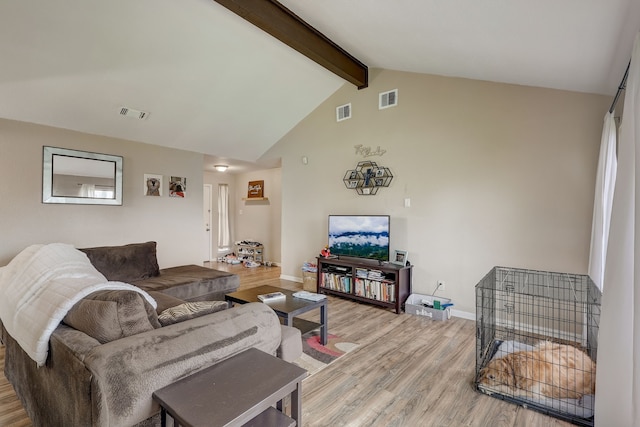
[203,184,213,262]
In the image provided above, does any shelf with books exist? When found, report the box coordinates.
[316,256,412,314]
[320,272,352,293]
[354,278,396,302]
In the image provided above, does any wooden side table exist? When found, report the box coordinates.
[152,348,307,426]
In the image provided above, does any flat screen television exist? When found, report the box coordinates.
[328,215,390,262]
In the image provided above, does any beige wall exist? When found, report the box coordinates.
[0,68,611,315]
[233,168,282,264]
[263,69,611,315]
[0,119,205,268]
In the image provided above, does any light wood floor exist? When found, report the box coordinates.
[0,263,572,426]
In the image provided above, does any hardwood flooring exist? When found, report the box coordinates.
[0,263,573,426]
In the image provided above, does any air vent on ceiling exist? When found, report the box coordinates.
[119,107,150,120]
[379,89,398,109]
[336,103,351,122]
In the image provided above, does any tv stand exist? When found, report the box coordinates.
[316,257,412,314]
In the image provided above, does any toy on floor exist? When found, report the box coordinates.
[218,253,241,264]
[243,260,260,268]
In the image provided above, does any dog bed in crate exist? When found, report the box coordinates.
[477,340,595,424]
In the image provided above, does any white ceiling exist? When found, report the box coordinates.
[280,0,640,95]
[1,0,638,172]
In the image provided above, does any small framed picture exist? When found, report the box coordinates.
[144,174,163,196]
[375,168,385,177]
[348,180,358,188]
[169,176,187,198]
[247,180,264,198]
[392,250,408,266]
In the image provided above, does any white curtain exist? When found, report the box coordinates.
[79,184,95,197]
[594,33,640,426]
[588,111,617,291]
[217,184,230,250]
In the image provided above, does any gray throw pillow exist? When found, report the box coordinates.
[63,290,161,344]
[158,301,229,326]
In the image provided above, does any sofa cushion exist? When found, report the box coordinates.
[148,291,185,314]
[80,241,160,283]
[82,302,281,426]
[63,290,161,344]
[132,265,239,301]
[157,301,229,326]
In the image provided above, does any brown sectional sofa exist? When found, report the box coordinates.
[1,242,302,427]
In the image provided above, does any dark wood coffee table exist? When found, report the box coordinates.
[225,285,328,346]
[153,348,306,427]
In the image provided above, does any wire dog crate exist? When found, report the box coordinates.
[475,267,601,426]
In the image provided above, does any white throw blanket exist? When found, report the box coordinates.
[0,243,156,366]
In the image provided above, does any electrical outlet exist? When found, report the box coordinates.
[438,281,446,291]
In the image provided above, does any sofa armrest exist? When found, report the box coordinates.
[83,302,282,427]
[3,324,100,426]
[278,325,302,362]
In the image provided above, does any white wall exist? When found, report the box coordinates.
[262,69,611,314]
[0,119,205,268]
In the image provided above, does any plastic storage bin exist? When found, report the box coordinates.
[405,293,451,321]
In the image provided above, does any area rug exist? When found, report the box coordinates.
[293,331,359,377]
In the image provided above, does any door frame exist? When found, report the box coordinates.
[203,184,213,262]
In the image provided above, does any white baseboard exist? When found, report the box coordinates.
[281,274,302,283]
[263,261,281,267]
[451,309,475,321]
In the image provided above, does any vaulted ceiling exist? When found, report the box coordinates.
[1,0,638,172]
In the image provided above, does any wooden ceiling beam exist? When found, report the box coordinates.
[213,0,368,89]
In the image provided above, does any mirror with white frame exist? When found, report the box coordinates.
[42,146,123,205]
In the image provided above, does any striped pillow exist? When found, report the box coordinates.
[158,301,229,326]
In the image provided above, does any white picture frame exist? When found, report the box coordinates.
[392,250,408,266]
[43,146,123,205]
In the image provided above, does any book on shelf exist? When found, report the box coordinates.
[327,266,350,274]
[367,270,384,280]
[321,272,351,293]
[257,291,286,302]
[354,278,396,302]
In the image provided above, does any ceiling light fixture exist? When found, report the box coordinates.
[214,165,228,172]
